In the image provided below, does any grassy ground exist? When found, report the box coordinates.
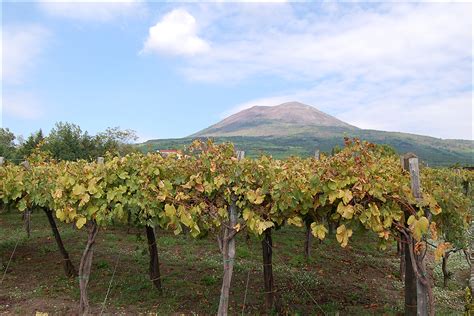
[0,210,469,315]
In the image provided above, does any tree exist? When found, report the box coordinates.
[17,130,45,159]
[0,128,17,159]
[96,126,138,156]
[43,122,89,161]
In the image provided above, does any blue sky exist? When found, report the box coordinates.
[1,1,472,141]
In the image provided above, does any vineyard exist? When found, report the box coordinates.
[0,139,472,315]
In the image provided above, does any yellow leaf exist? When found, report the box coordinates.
[242,208,252,221]
[434,242,451,262]
[328,191,339,203]
[165,204,176,217]
[257,220,274,234]
[76,216,87,229]
[429,222,438,241]
[247,190,265,205]
[287,216,303,227]
[233,223,241,232]
[337,202,354,219]
[342,190,353,204]
[411,216,429,241]
[311,223,328,240]
[336,224,353,247]
[72,184,86,196]
[56,209,67,221]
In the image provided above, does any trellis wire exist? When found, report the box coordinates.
[99,254,121,316]
[241,269,252,315]
[1,237,20,285]
[264,238,327,316]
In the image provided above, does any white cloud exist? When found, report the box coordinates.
[37,0,146,22]
[175,2,471,139]
[1,24,50,84]
[142,9,209,56]
[181,3,471,83]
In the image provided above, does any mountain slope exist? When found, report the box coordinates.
[192,102,357,137]
[143,102,473,166]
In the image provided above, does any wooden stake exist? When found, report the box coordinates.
[314,149,320,160]
[217,151,244,315]
[401,154,418,316]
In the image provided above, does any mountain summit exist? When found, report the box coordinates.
[146,100,473,166]
[192,102,357,137]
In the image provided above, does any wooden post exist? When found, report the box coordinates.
[401,154,417,316]
[408,158,422,202]
[217,198,237,316]
[408,157,429,316]
[0,157,2,268]
[218,151,243,315]
[403,154,433,316]
[21,161,32,238]
[306,147,316,259]
[470,221,474,293]
[236,150,245,160]
[314,149,320,160]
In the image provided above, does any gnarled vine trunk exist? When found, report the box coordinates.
[304,221,312,260]
[262,228,274,310]
[403,232,417,316]
[442,252,450,288]
[79,221,99,315]
[146,226,162,292]
[44,208,76,277]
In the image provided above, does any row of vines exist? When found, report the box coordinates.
[0,138,472,315]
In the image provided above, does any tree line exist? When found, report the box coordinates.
[0,122,138,161]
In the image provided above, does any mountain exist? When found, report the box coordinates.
[141,102,473,166]
[192,102,357,137]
